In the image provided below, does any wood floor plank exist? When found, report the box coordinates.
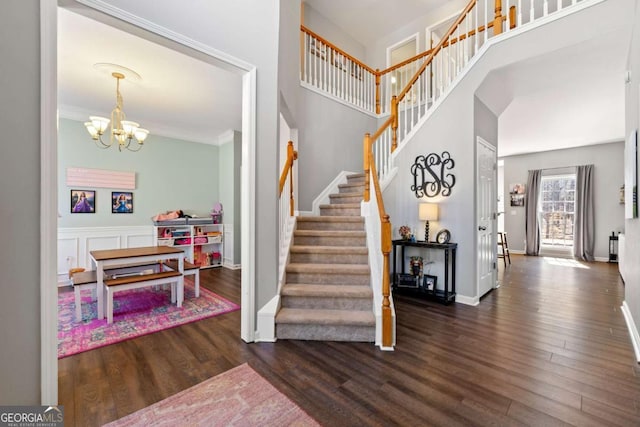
[58,255,640,426]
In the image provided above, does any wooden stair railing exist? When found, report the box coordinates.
[279,141,298,216]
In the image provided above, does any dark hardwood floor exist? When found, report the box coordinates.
[58,255,640,426]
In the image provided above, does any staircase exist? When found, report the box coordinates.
[275,172,375,342]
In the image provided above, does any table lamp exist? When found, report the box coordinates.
[419,203,438,242]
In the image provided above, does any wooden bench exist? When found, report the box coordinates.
[162,260,200,297]
[104,271,183,324]
[70,263,170,322]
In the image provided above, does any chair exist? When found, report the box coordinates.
[497,232,511,267]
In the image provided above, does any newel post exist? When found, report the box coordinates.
[363,133,371,202]
[381,215,392,347]
[493,0,503,36]
[391,96,398,152]
[375,69,381,115]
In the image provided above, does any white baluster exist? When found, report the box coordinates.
[313,37,318,87]
[557,0,561,12]
[530,0,535,22]
[518,0,522,26]
[484,0,489,43]
[473,3,478,54]
[544,0,549,16]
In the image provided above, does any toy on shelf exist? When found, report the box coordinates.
[210,202,223,224]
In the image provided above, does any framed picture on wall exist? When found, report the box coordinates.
[509,183,525,207]
[70,189,95,213]
[112,192,133,214]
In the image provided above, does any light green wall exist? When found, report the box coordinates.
[58,118,220,227]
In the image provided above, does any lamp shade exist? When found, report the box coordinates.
[419,203,438,221]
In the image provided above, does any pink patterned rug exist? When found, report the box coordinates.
[104,363,320,426]
[58,279,239,358]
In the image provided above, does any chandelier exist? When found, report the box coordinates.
[84,69,149,152]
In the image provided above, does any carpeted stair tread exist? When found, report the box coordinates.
[319,203,361,209]
[286,263,370,274]
[297,216,364,223]
[294,230,366,237]
[346,173,366,180]
[276,308,374,326]
[339,182,365,189]
[282,284,373,298]
[329,192,362,198]
[290,245,368,254]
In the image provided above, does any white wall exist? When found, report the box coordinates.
[502,142,625,259]
[623,0,640,354]
[303,2,367,62]
[365,0,468,69]
[0,0,41,404]
[298,88,377,209]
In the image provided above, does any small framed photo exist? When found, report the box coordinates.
[70,189,95,213]
[423,275,437,292]
[112,192,133,214]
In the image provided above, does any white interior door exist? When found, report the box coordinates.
[477,137,497,298]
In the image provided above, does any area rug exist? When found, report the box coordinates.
[58,279,239,358]
[104,363,320,427]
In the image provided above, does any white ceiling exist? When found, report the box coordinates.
[478,28,629,157]
[305,0,448,46]
[57,8,242,146]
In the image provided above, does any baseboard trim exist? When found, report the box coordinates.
[621,301,640,364]
[223,263,242,270]
[509,249,525,255]
[455,294,479,306]
[298,210,313,216]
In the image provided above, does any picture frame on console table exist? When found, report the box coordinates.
[423,274,437,292]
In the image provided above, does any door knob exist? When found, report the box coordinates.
[478,226,487,231]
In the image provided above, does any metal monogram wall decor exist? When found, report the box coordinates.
[410,151,456,198]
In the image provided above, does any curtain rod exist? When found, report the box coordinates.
[529,164,593,172]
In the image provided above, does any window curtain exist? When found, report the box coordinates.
[574,164,595,261]
[525,169,542,255]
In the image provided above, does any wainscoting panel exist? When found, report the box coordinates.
[57,237,79,274]
[224,224,234,266]
[126,234,154,248]
[58,226,154,274]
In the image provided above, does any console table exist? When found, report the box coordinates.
[391,239,457,304]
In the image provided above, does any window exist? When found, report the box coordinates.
[539,174,576,247]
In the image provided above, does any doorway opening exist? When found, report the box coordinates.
[41,2,257,403]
